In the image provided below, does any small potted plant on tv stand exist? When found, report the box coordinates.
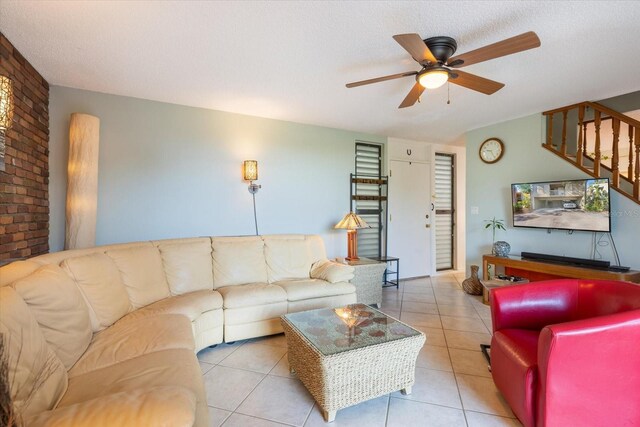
[485,217,510,257]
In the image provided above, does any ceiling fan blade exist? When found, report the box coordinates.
[393,33,438,64]
[346,71,418,88]
[398,82,426,108]
[449,70,504,95]
[448,31,541,68]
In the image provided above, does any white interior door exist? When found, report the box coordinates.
[387,160,432,278]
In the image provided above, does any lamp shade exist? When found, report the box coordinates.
[66,113,100,250]
[243,160,258,181]
[418,69,449,89]
[334,212,370,230]
[0,76,13,130]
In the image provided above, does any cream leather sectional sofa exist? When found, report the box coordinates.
[0,234,356,426]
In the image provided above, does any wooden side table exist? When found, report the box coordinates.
[482,254,640,283]
[480,278,529,305]
[347,258,387,307]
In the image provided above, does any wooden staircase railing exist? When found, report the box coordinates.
[542,101,640,204]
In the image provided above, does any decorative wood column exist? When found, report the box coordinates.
[65,113,100,249]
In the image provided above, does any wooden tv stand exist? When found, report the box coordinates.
[482,254,640,283]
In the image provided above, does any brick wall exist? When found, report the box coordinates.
[0,32,49,263]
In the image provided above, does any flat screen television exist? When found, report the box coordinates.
[511,178,611,232]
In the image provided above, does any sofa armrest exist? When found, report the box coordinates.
[490,280,578,332]
[537,310,640,426]
[26,386,196,427]
[310,259,355,283]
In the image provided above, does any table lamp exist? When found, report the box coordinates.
[334,212,370,261]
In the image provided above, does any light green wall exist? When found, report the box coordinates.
[465,114,640,270]
[49,87,386,256]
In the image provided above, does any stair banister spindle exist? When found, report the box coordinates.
[594,110,601,177]
[577,105,585,167]
[546,114,554,147]
[583,123,588,158]
[612,118,620,188]
[628,125,634,180]
[635,126,640,199]
[561,110,568,155]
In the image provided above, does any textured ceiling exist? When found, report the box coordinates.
[1,1,639,144]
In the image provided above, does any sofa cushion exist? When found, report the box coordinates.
[0,287,68,419]
[69,314,194,377]
[12,264,92,370]
[193,310,224,351]
[157,239,214,295]
[58,348,208,427]
[25,386,196,427]
[118,290,223,323]
[306,235,328,263]
[288,294,357,314]
[217,283,287,308]
[310,259,355,283]
[491,329,540,427]
[223,303,288,326]
[62,253,132,331]
[0,260,41,286]
[261,234,326,257]
[35,242,149,266]
[263,237,313,282]
[211,237,268,288]
[275,279,355,302]
[107,246,171,309]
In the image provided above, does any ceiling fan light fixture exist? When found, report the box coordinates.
[418,69,449,89]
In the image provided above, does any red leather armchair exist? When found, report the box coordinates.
[489,279,640,427]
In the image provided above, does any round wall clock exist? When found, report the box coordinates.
[479,138,504,164]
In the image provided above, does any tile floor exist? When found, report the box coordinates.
[197,273,522,427]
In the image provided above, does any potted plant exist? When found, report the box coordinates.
[485,217,510,257]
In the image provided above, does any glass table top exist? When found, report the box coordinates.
[282,303,421,356]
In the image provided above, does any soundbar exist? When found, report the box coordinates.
[521,252,610,269]
[609,265,631,272]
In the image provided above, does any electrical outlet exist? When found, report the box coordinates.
[471,207,479,215]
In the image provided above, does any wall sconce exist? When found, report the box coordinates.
[0,75,14,171]
[243,160,261,235]
[243,160,261,194]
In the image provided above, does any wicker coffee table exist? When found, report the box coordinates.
[281,304,425,422]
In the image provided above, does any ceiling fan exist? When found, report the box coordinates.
[346,31,541,108]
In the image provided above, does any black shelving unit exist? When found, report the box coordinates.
[371,256,399,288]
[350,173,388,259]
